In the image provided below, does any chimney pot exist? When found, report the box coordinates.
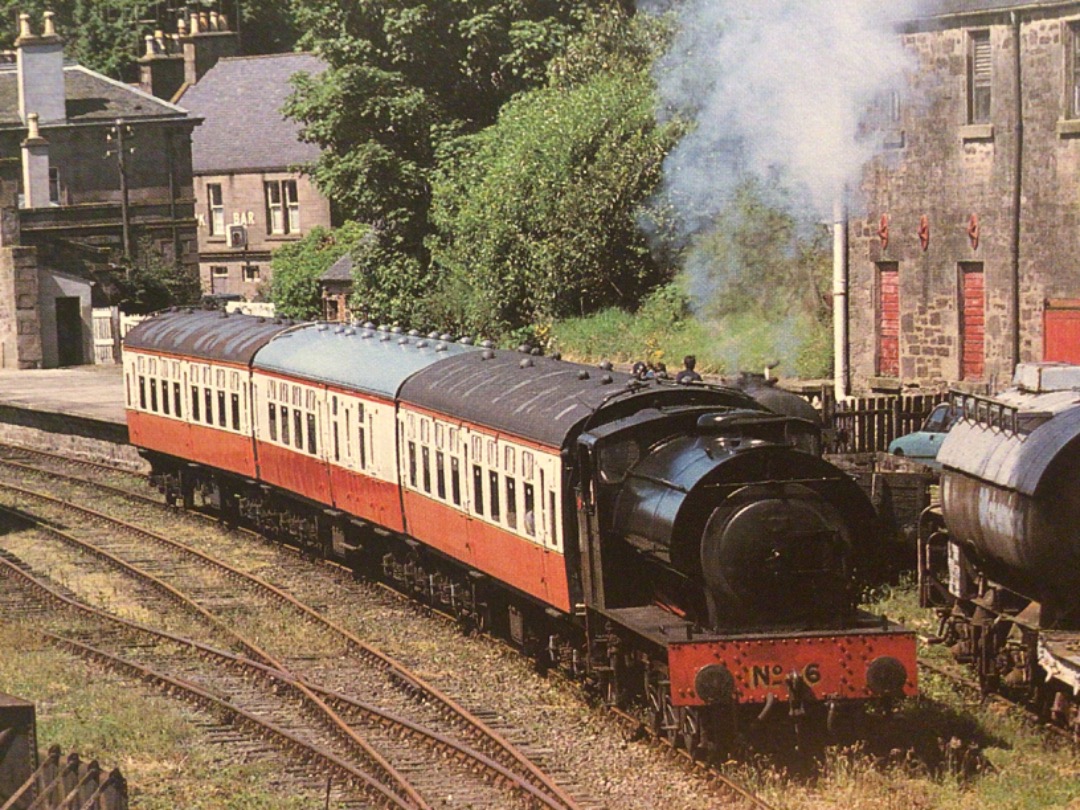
[18,13,32,40]
[189,14,199,34]
[177,17,188,36]
[42,10,56,37]
[218,13,229,31]
[209,11,219,31]
[199,12,209,31]
[144,34,154,56]
[26,112,40,140]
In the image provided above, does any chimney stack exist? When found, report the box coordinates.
[15,10,66,125]
[21,113,52,209]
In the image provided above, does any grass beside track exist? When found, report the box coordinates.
[0,624,311,810]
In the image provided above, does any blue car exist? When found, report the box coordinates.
[888,403,957,466]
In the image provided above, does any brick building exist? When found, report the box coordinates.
[0,11,198,369]
[849,0,1080,393]
[145,35,332,301]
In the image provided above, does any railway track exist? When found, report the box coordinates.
[0,442,778,809]
[0,462,582,809]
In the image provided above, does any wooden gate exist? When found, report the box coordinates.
[820,391,950,454]
[91,307,118,365]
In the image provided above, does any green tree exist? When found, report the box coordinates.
[269,222,370,320]
[424,9,680,341]
[285,0,608,237]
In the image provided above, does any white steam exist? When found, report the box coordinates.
[650,0,916,231]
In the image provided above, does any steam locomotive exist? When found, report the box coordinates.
[920,362,1080,735]
[123,309,916,756]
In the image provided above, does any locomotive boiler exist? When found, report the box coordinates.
[124,309,916,758]
[922,362,1080,731]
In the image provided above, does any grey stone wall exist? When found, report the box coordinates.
[851,14,1080,392]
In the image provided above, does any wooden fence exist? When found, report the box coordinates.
[810,389,950,454]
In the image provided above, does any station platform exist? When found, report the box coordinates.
[0,366,126,425]
[0,365,140,470]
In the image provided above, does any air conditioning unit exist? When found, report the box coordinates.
[227,224,248,249]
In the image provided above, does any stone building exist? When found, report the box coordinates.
[848,0,1080,393]
[140,24,333,301]
[0,11,198,369]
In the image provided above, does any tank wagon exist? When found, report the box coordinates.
[920,362,1080,734]
[124,308,916,756]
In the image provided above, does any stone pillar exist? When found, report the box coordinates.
[0,246,42,369]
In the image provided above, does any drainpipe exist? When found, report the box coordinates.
[1010,11,1023,372]
[833,198,849,401]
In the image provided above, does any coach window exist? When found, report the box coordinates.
[422,446,431,493]
[521,452,535,537]
[269,402,278,441]
[150,375,158,412]
[307,412,317,454]
[408,441,418,488]
[173,382,182,418]
[504,446,517,529]
[230,375,241,431]
[358,403,367,469]
[281,405,290,445]
[293,407,303,449]
[472,463,484,515]
[138,374,147,410]
[161,378,170,415]
[332,397,340,462]
[436,450,446,500]
[489,470,501,522]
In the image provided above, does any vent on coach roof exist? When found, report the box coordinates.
[578,370,590,380]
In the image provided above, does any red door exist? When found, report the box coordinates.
[960,265,984,380]
[877,264,899,377]
[1044,300,1080,363]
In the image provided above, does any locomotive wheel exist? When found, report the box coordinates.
[679,706,702,757]
[644,668,666,737]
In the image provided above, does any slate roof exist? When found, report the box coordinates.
[911,0,1080,18]
[0,64,188,127]
[322,252,353,282]
[175,52,325,174]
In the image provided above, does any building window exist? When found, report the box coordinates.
[211,265,228,279]
[243,265,261,283]
[265,179,299,235]
[968,30,991,124]
[48,167,60,204]
[208,183,224,235]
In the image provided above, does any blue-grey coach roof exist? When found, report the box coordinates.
[253,324,480,399]
[123,309,292,364]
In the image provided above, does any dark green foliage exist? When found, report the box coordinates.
[270,222,370,320]
[285,0,603,234]
[117,239,201,314]
[424,9,680,340]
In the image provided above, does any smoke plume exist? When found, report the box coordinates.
[641,0,918,373]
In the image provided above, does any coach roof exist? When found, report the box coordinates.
[399,352,630,447]
[123,309,292,364]
[253,324,480,399]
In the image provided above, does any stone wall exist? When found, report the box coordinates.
[850,12,1080,392]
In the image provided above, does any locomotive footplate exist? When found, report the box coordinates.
[599,606,917,707]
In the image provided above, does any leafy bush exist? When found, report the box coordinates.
[269,222,370,320]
